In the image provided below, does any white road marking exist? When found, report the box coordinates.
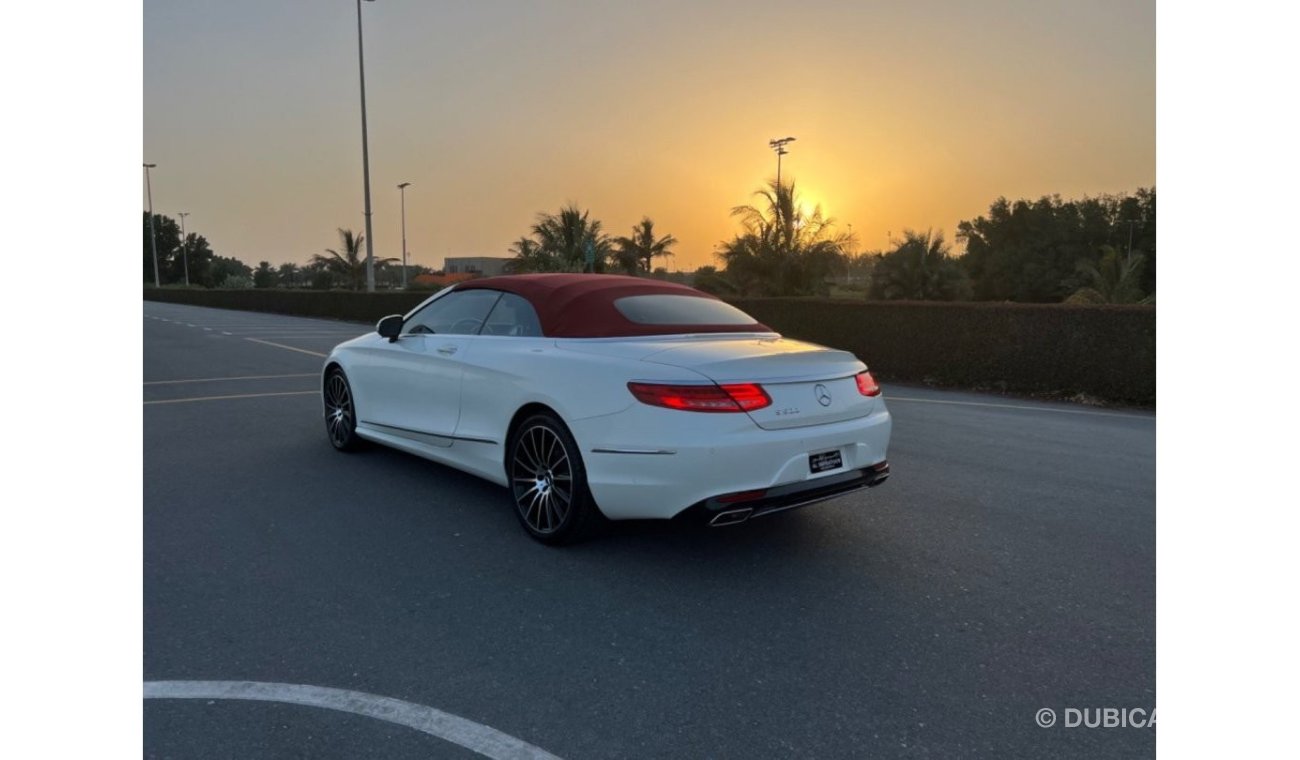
[143,680,563,760]
[222,331,232,335]
[144,373,319,386]
[167,324,362,330]
[887,395,1152,419]
[244,337,328,358]
[144,391,318,405]
[214,328,361,333]
[240,334,359,340]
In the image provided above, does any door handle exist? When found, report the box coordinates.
[436,344,458,355]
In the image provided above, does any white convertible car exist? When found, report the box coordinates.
[322,274,891,544]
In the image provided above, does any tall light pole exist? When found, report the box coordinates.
[1118,219,1138,264]
[177,211,191,286]
[768,136,796,188]
[144,163,159,287]
[356,0,378,291]
[397,182,411,289]
[844,223,854,284]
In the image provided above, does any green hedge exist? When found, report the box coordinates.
[144,289,1155,405]
[143,288,429,323]
[732,299,1155,405]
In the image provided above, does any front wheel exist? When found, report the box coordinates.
[508,413,601,545]
[323,367,363,451]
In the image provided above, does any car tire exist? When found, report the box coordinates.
[508,412,602,545]
[323,367,363,452]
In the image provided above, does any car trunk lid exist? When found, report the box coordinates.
[641,337,877,430]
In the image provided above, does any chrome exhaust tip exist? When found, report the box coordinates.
[709,508,753,527]
[867,461,891,486]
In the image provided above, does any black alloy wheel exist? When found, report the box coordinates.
[324,368,362,451]
[509,413,600,544]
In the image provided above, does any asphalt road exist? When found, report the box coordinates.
[143,302,1155,759]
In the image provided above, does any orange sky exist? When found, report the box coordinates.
[144,0,1154,271]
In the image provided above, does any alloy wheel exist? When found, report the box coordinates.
[511,424,573,534]
[324,372,354,448]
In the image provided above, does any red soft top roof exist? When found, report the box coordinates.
[454,273,771,338]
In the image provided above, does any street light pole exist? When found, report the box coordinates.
[768,136,796,188]
[397,182,411,288]
[177,211,190,286]
[144,163,159,287]
[1112,219,1139,265]
[356,0,378,292]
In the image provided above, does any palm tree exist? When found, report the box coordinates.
[310,228,395,290]
[507,236,560,274]
[1066,246,1153,304]
[277,262,301,288]
[717,180,848,296]
[691,264,737,296]
[613,217,678,275]
[531,204,613,272]
[868,229,972,301]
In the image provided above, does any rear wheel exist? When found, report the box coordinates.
[323,368,362,451]
[508,413,600,544]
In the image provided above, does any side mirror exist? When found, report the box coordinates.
[377,314,403,342]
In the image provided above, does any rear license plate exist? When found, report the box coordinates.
[809,449,843,473]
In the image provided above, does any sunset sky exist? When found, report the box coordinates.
[143,0,1154,271]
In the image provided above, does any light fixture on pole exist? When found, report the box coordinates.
[144,163,160,287]
[397,182,411,289]
[356,0,378,291]
[177,211,190,286]
[768,136,796,187]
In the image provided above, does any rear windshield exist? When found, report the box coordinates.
[613,295,758,325]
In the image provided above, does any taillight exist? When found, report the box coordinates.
[855,371,881,397]
[627,382,772,413]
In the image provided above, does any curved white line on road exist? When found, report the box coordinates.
[887,395,1152,419]
[144,680,563,760]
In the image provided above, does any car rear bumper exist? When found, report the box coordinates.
[695,461,890,526]
[570,402,892,520]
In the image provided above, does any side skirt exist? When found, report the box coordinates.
[354,423,509,488]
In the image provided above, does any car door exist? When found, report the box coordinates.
[453,292,547,444]
[355,289,502,445]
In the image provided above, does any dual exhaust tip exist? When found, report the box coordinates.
[707,462,890,528]
[709,508,753,527]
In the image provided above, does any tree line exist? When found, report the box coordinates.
[144,215,429,290]
[503,184,1154,304]
[145,183,1155,304]
[507,206,678,275]
[142,212,250,289]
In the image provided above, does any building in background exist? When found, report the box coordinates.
[444,256,512,277]
[411,272,475,289]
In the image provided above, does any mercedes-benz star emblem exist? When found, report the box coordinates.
[814,383,832,407]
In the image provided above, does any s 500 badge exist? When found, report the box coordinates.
[774,407,800,416]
